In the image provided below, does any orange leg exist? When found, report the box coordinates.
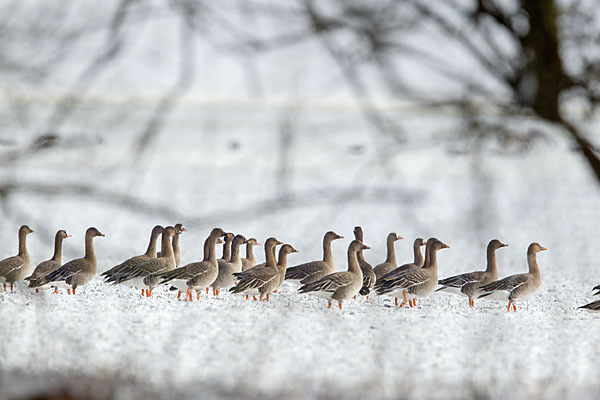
[253,296,257,301]
[266,293,270,302]
[206,287,209,294]
[507,302,512,312]
[245,295,249,300]
[366,295,369,300]
[409,300,414,308]
[177,291,181,299]
[469,298,474,308]
[10,283,13,291]
[72,288,76,295]
[196,293,200,301]
[399,290,409,308]
[353,295,356,300]
[338,302,343,310]
[513,304,517,312]
[2,283,5,292]
[259,294,264,301]
[185,288,191,302]
[54,288,59,294]
[216,289,220,296]
[141,289,145,297]
[328,301,332,309]
[35,288,39,294]
[394,297,398,307]
[67,289,71,295]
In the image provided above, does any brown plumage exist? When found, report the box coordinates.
[436,239,508,307]
[26,229,71,289]
[159,228,228,301]
[157,223,187,266]
[298,240,369,309]
[30,227,105,294]
[285,231,342,284]
[242,238,260,271]
[230,237,282,299]
[353,226,377,296]
[374,239,449,307]
[103,225,164,284]
[478,242,547,312]
[0,225,34,291]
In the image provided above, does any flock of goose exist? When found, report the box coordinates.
[0,224,598,312]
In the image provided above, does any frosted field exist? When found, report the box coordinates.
[0,109,599,399]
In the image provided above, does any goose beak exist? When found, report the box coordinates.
[336,235,344,239]
[293,249,299,253]
[256,242,261,246]
[67,234,72,238]
[502,243,509,247]
[362,245,370,250]
[442,244,450,248]
[422,241,427,246]
[397,235,403,240]
[99,233,106,237]
[540,246,547,251]
[277,241,283,245]
[181,227,187,232]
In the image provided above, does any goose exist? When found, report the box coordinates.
[107,226,177,297]
[25,229,71,292]
[242,238,260,271]
[157,223,187,266]
[285,231,343,285]
[159,228,229,301]
[354,226,378,297]
[211,234,247,296]
[298,240,368,309]
[29,227,105,294]
[230,237,282,300]
[219,232,234,262]
[102,225,163,285]
[0,225,34,292]
[436,239,508,307]
[578,289,600,313]
[373,237,427,305]
[273,244,298,293]
[478,242,546,312]
[374,238,449,308]
[372,232,404,281]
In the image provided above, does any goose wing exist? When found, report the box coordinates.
[299,272,352,294]
[230,267,278,293]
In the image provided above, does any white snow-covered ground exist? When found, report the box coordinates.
[0,108,600,399]
[0,276,599,400]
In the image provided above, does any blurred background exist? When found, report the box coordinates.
[0,0,599,397]
[0,0,597,266]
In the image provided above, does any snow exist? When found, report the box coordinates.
[0,274,599,400]
[0,109,599,399]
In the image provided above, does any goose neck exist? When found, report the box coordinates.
[414,243,424,267]
[385,237,397,265]
[52,235,64,263]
